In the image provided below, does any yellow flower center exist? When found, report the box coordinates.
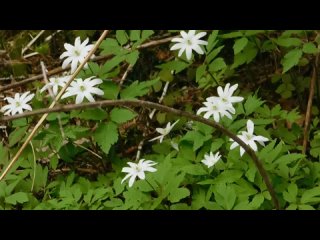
[80,85,86,92]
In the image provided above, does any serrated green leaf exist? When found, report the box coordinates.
[182,164,207,175]
[110,108,137,124]
[244,94,265,116]
[116,30,128,46]
[276,37,302,47]
[281,48,303,73]
[9,126,28,147]
[209,57,226,72]
[76,108,108,120]
[233,37,248,54]
[5,192,29,205]
[300,187,320,204]
[94,122,119,154]
[129,30,141,41]
[206,30,219,52]
[283,183,298,203]
[168,187,190,203]
[120,78,159,99]
[302,42,318,54]
[101,81,120,100]
[126,50,139,65]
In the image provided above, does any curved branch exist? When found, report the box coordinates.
[0,99,280,210]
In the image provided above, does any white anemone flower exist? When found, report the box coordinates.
[196,98,234,122]
[1,91,34,116]
[201,151,221,168]
[40,75,70,96]
[207,83,244,112]
[60,36,94,74]
[121,159,157,187]
[230,120,269,157]
[170,30,208,60]
[149,120,180,143]
[61,76,104,104]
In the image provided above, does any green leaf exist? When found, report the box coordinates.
[214,183,237,210]
[209,57,226,72]
[0,143,8,166]
[129,30,141,41]
[220,31,243,39]
[110,108,137,124]
[283,183,298,203]
[298,204,315,210]
[9,126,28,147]
[100,38,122,55]
[126,50,139,65]
[116,30,128,46]
[206,30,219,52]
[101,55,127,74]
[274,153,305,165]
[281,48,303,73]
[94,122,119,154]
[182,164,208,175]
[244,94,265,116]
[233,37,248,54]
[198,170,243,185]
[205,45,224,64]
[302,42,318,54]
[276,37,302,47]
[101,81,120,100]
[158,60,190,74]
[300,187,320,204]
[5,192,29,205]
[182,131,211,151]
[168,187,190,203]
[120,78,159,99]
[73,109,108,120]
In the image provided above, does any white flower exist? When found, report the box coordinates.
[40,75,70,96]
[59,36,94,74]
[230,120,269,157]
[121,159,157,187]
[201,151,221,168]
[170,30,208,60]
[197,83,244,122]
[1,91,34,116]
[197,98,234,122]
[61,76,104,104]
[207,83,244,112]
[149,120,180,143]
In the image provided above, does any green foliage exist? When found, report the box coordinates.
[2,30,320,210]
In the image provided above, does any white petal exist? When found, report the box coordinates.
[185,47,193,60]
[75,93,84,104]
[247,120,254,135]
[240,147,245,157]
[128,175,136,187]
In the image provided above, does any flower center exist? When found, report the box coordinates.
[74,49,81,56]
[15,101,21,107]
[54,78,59,84]
[186,39,193,46]
[221,97,228,103]
[211,105,218,111]
[135,165,142,172]
[245,132,253,141]
[80,85,86,92]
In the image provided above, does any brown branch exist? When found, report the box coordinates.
[0,54,113,93]
[0,35,177,93]
[0,30,110,182]
[0,99,280,210]
[303,54,319,154]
